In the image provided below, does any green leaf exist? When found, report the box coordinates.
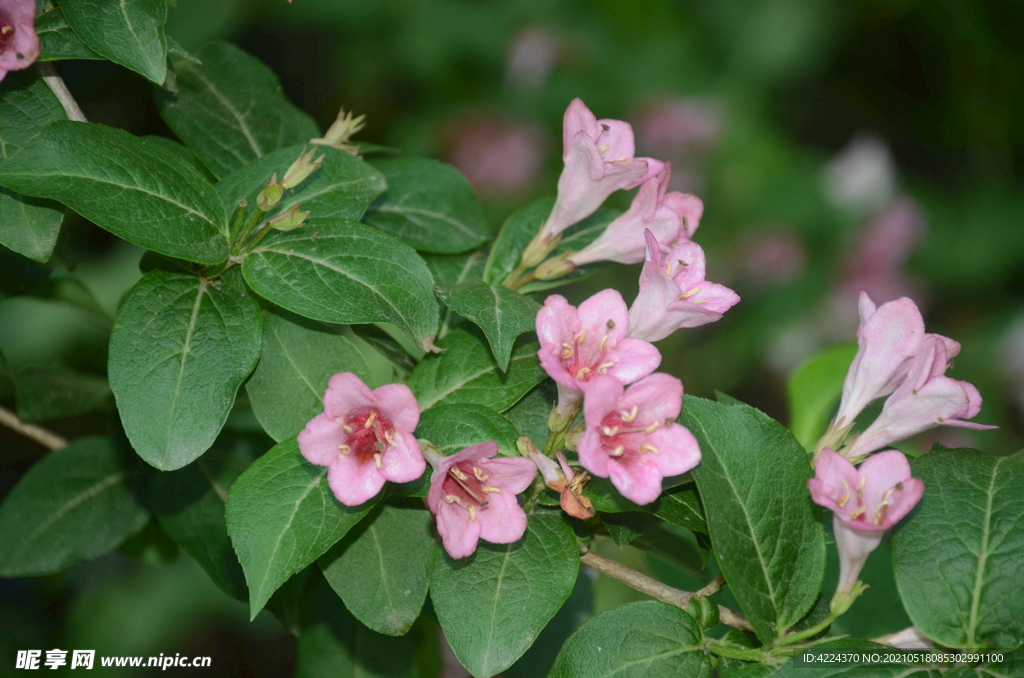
[215,144,386,230]
[363,157,488,254]
[58,0,168,84]
[0,437,148,576]
[435,281,540,371]
[548,600,711,678]
[241,221,439,351]
[416,403,520,456]
[226,438,378,619]
[503,382,556,447]
[0,121,228,263]
[772,640,935,677]
[423,250,487,287]
[407,328,544,413]
[155,41,320,179]
[602,511,662,546]
[0,72,67,262]
[150,446,251,600]
[108,271,261,470]
[787,342,857,450]
[297,573,419,678]
[682,396,826,644]
[246,308,371,443]
[349,324,418,373]
[319,503,434,636]
[36,7,103,61]
[585,478,708,535]
[482,197,618,292]
[430,512,579,678]
[892,448,1024,650]
[505,572,593,678]
[13,365,110,421]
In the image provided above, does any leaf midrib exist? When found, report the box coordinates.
[370,204,483,240]
[967,458,1002,647]
[180,62,264,158]
[479,543,514,673]
[419,350,532,411]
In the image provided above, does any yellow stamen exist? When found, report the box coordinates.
[639,444,660,455]
[338,445,351,455]
[342,423,353,433]
[576,366,591,379]
[450,467,468,480]
[598,334,608,350]
[858,475,867,499]
[467,505,477,521]
[560,342,574,359]
[576,329,588,344]
[837,479,850,508]
[448,469,485,503]
[481,486,501,494]
[620,406,639,422]
[601,425,619,436]
[611,445,626,457]
[473,466,488,481]
[444,495,460,504]
[596,361,615,373]
[645,421,662,433]
[850,507,866,520]
[364,411,377,428]
[373,453,383,468]
[384,429,396,446]
[679,287,700,300]
[0,26,12,35]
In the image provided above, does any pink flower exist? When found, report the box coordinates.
[809,448,923,594]
[298,373,424,507]
[834,293,927,428]
[541,99,664,241]
[537,289,661,395]
[627,230,740,342]
[578,374,701,505]
[568,164,701,267]
[426,442,537,559]
[0,0,39,82]
[843,334,996,459]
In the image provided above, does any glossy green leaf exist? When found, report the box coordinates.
[505,572,593,678]
[548,600,711,678]
[0,121,228,263]
[215,144,386,231]
[13,365,110,421]
[150,447,252,600]
[241,221,439,351]
[603,511,662,546]
[0,437,148,576]
[585,478,708,534]
[416,403,520,456]
[435,281,540,371]
[682,396,826,644]
[36,7,102,61]
[0,72,67,262]
[226,438,378,619]
[407,328,544,413]
[363,157,488,254]
[155,41,320,179]
[58,0,167,84]
[246,308,371,443]
[108,271,261,470]
[349,324,418,373]
[482,197,618,292]
[297,574,419,678]
[319,504,434,636]
[423,250,487,287]
[787,342,857,450]
[893,448,1024,650]
[502,382,556,448]
[430,512,579,678]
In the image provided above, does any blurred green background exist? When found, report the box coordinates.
[2,0,1022,674]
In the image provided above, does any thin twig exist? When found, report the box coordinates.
[695,573,726,598]
[580,549,753,633]
[0,405,67,450]
[35,62,87,122]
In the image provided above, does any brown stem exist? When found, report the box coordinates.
[580,549,753,633]
[696,573,726,598]
[35,63,87,122]
[0,405,67,451]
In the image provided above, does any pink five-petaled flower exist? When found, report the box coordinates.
[809,448,923,596]
[426,442,538,559]
[578,373,701,505]
[540,98,664,241]
[627,230,740,343]
[537,289,661,413]
[568,164,702,267]
[298,372,425,507]
[843,334,996,460]
[0,0,39,82]
[834,293,928,429]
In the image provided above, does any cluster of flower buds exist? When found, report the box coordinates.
[809,292,994,607]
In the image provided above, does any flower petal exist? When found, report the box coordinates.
[374,383,420,433]
[381,431,426,483]
[607,455,664,505]
[328,455,385,507]
[298,413,343,466]
[477,489,528,544]
[436,502,481,559]
[322,372,377,420]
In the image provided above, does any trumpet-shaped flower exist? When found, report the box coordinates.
[834,293,928,428]
[0,0,39,82]
[426,442,537,559]
[843,334,996,459]
[298,373,424,506]
[809,448,923,595]
[578,374,701,505]
[540,98,664,241]
[627,231,740,342]
[568,165,700,267]
[537,289,661,396]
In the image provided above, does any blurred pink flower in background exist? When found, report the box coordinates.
[447,116,545,197]
[634,98,724,193]
[824,132,896,214]
[505,25,561,93]
[736,227,807,288]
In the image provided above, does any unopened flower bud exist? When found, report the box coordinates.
[311,108,366,155]
[257,174,283,211]
[282,149,324,189]
[534,254,576,281]
[521,231,559,269]
[268,204,309,231]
